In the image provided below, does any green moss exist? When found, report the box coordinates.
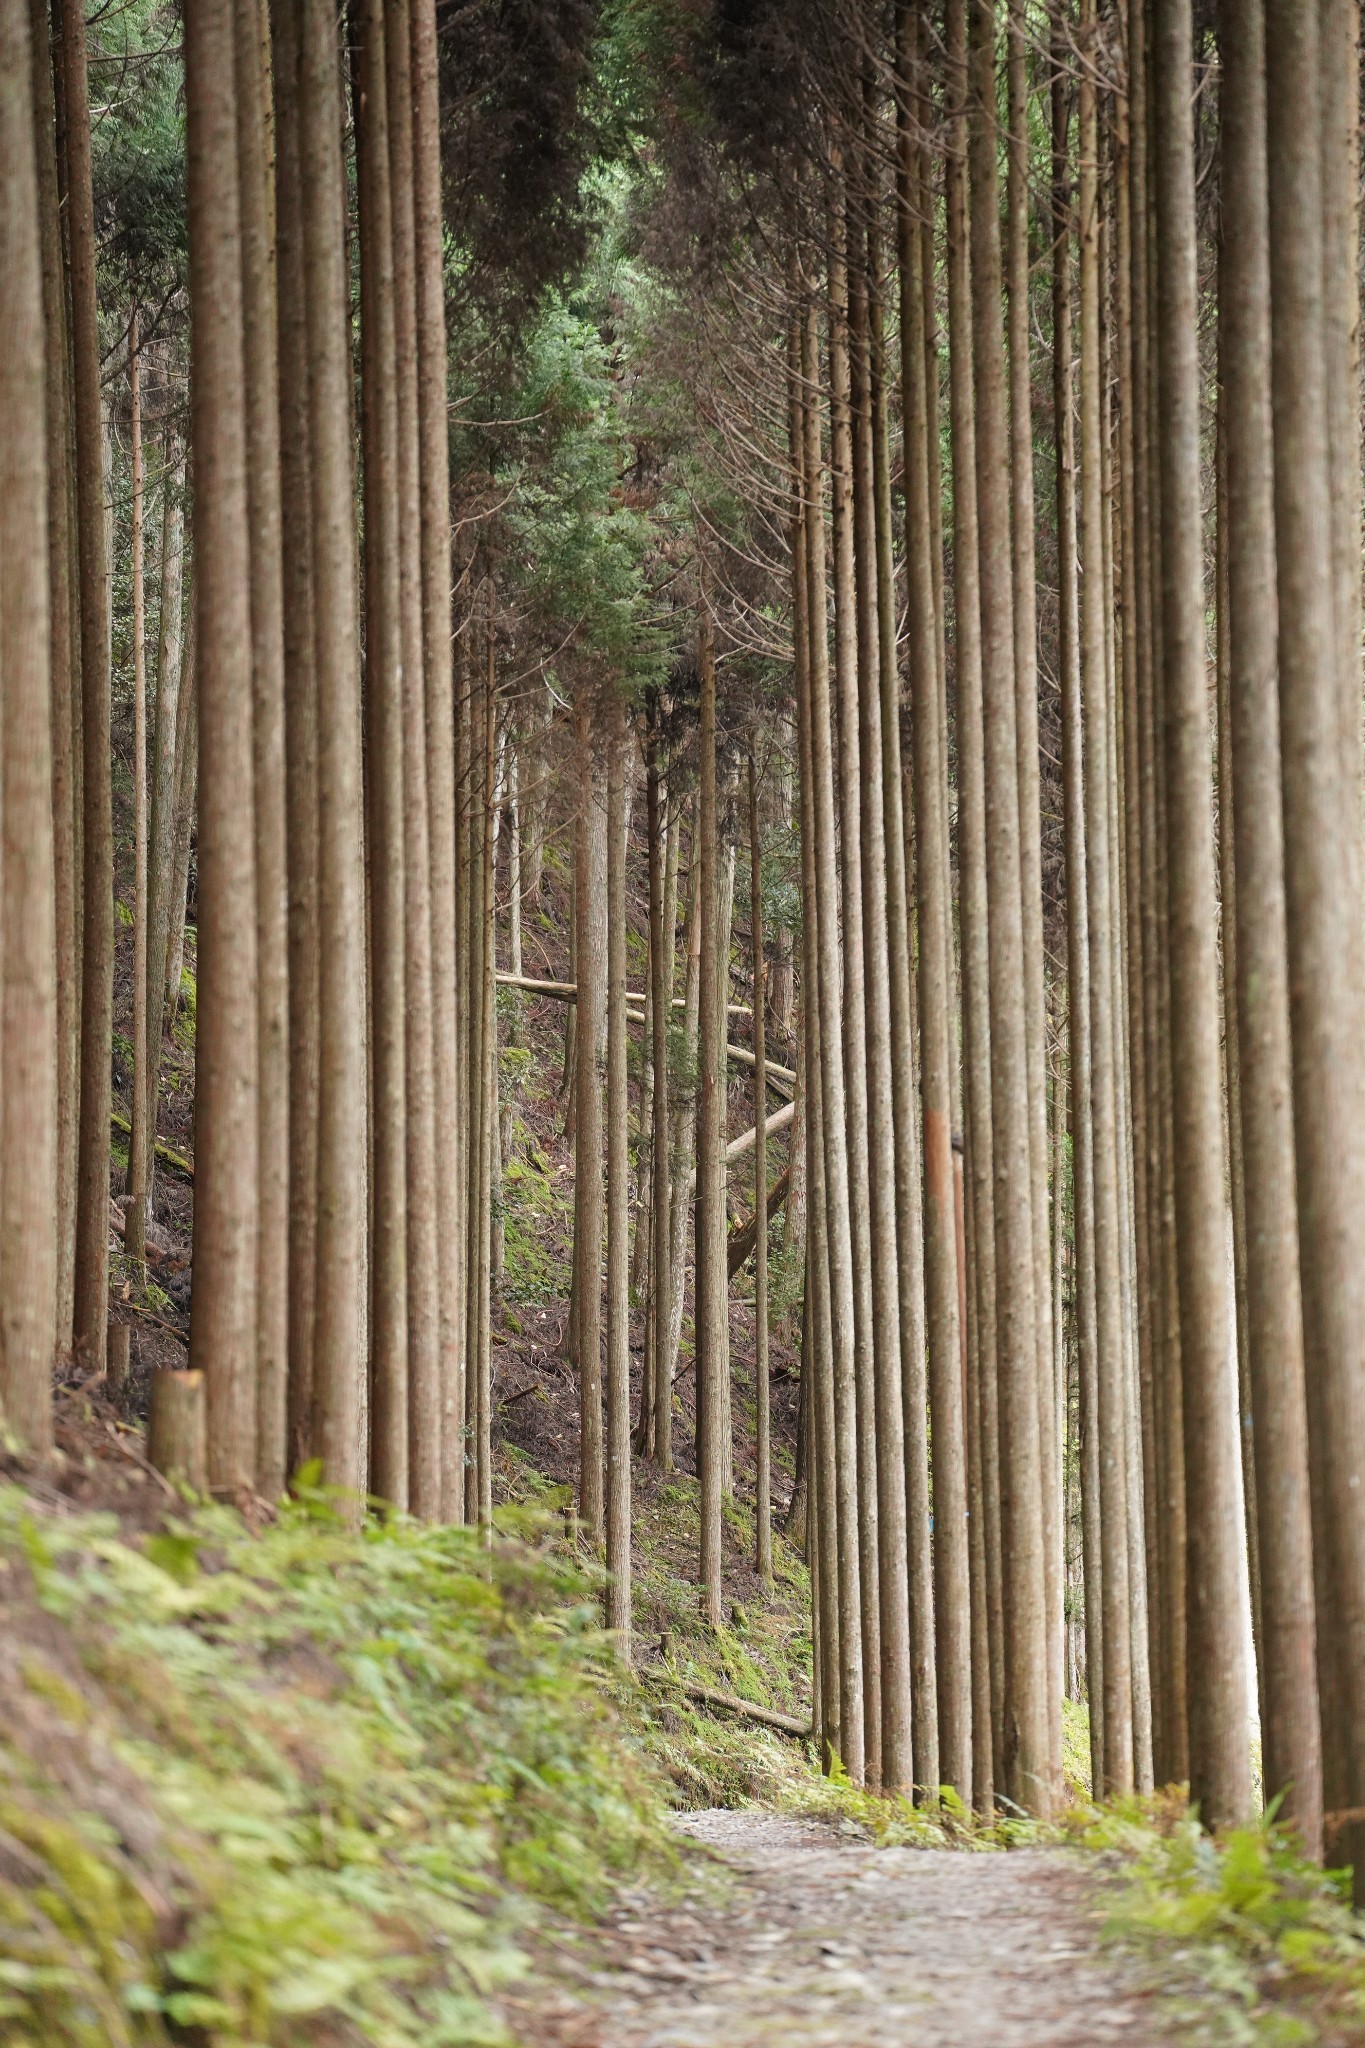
[0,1488,673,2046]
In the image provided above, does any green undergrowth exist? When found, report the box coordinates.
[0,1485,672,2047]
[1062,1792,1365,2044]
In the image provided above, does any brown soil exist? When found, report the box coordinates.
[514,1811,1175,2048]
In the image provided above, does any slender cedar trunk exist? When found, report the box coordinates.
[1053,44,1104,1796]
[126,310,151,1272]
[946,0,989,1809]
[648,753,673,1469]
[1265,0,1365,1887]
[574,687,607,1538]
[60,0,113,1376]
[696,601,729,1626]
[453,615,472,1496]
[382,0,440,1516]
[873,193,930,1793]
[1218,0,1322,1856]
[1113,56,1161,1792]
[1321,0,1361,804]
[1079,0,1133,1795]
[476,660,496,1526]
[851,195,899,1785]
[606,697,632,1649]
[164,619,197,1027]
[666,832,701,1387]
[186,0,261,1489]
[749,753,772,1586]
[802,300,865,1781]
[272,0,320,1477]
[968,0,1049,1816]
[301,0,366,1495]
[831,200,881,1779]
[235,0,289,1498]
[33,0,78,1355]
[0,0,57,1452]
[145,442,185,1219]
[1152,0,1251,1829]
[792,343,841,1762]
[463,633,485,1520]
[941,8,982,1802]
[1007,1,1062,1776]
[410,0,461,1522]
[1128,0,1180,1783]
[1216,457,1262,1721]
[357,0,408,1507]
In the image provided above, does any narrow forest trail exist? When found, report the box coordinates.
[522,1813,1172,2047]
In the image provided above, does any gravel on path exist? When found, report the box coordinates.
[510,1808,1174,2047]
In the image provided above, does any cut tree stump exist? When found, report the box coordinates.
[148,1369,208,1491]
[107,1322,131,1395]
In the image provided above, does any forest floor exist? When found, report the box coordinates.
[512,1810,1176,2047]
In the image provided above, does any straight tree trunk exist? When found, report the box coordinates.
[696,600,729,1627]
[749,751,772,1586]
[357,0,409,1507]
[300,0,366,1495]
[802,301,865,1782]
[574,687,607,1538]
[145,438,186,1224]
[648,752,673,1469]
[185,0,261,1490]
[126,309,151,1272]
[1219,0,1322,1859]
[271,0,320,1478]
[235,0,290,1500]
[60,0,114,1377]
[606,695,632,1652]
[1152,0,1251,1829]
[32,0,79,1356]
[1079,0,1133,1795]
[410,0,462,1523]
[0,0,58,1453]
[1265,0,1365,1887]
[164,619,197,1029]
[1008,0,1062,1777]
[832,191,881,1782]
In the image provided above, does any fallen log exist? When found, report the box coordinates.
[111,1109,194,1180]
[679,1679,812,1739]
[727,1164,792,1278]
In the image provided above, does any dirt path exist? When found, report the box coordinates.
[519,1810,1173,2047]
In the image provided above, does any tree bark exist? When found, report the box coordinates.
[1153,0,1251,1829]
[126,308,151,1274]
[749,751,772,1587]
[0,0,58,1453]
[185,0,262,1491]
[574,686,607,1538]
[1265,0,1365,1886]
[606,695,632,1651]
[696,599,729,1626]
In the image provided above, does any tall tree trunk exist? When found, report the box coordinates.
[749,751,772,1586]
[126,308,151,1272]
[606,695,632,1651]
[410,0,461,1523]
[357,0,408,1508]
[574,687,607,1538]
[1007,0,1062,1779]
[185,0,261,1490]
[970,0,1050,1816]
[831,190,881,1781]
[236,0,290,1499]
[60,0,113,1377]
[1265,0,1365,1888]
[802,300,865,1782]
[1219,0,1322,1858]
[1053,36,1104,1798]
[272,0,320,1478]
[1152,0,1251,1829]
[32,0,79,1357]
[1079,0,1133,1795]
[947,0,990,1810]
[696,600,729,1627]
[0,0,58,1452]
[145,439,186,1226]
[300,0,366,1495]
